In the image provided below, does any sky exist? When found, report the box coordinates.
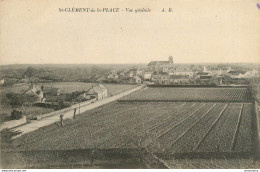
[0,0,260,64]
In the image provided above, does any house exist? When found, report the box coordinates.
[96,76,108,83]
[110,69,117,74]
[89,75,101,82]
[85,84,108,100]
[148,56,174,69]
[107,73,119,80]
[129,76,142,84]
[172,69,194,78]
[208,66,232,76]
[85,87,103,100]
[144,71,153,81]
[136,69,143,76]
[200,75,212,80]
[128,69,137,77]
[169,75,190,84]
[99,84,108,98]
[45,87,60,96]
[119,71,126,77]
[0,79,5,85]
[152,71,170,85]
[22,83,45,103]
[236,69,259,78]
[227,70,247,79]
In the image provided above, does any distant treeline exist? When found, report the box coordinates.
[0,64,146,83]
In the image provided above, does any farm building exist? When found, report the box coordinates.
[172,69,194,78]
[85,84,107,100]
[45,87,60,96]
[99,84,108,98]
[0,79,5,85]
[136,69,143,76]
[22,84,45,103]
[200,75,212,80]
[152,71,170,85]
[127,69,137,77]
[169,75,190,84]
[107,73,119,80]
[96,76,107,83]
[128,76,142,84]
[228,70,247,79]
[144,71,153,81]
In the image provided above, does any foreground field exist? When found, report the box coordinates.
[121,87,250,102]
[11,102,253,155]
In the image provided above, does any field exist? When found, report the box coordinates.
[11,101,252,156]
[121,87,250,102]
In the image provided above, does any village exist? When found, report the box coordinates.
[90,56,259,86]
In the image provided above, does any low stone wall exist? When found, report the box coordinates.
[148,84,248,88]
[33,98,96,120]
[0,116,27,131]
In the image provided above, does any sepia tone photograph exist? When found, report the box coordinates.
[0,0,260,170]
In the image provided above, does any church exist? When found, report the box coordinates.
[148,56,174,69]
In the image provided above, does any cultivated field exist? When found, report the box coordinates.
[121,87,250,102]
[12,101,252,156]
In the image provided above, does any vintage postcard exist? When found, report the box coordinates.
[0,0,260,170]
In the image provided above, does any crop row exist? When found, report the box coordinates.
[122,87,250,102]
[150,103,216,153]
[115,103,206,148]
[233,103,252,152]
[168,103,228,153]
[196,103,243,152]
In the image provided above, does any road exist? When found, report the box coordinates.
[11,85,144,139]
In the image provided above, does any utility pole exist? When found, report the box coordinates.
[78,96,81,115]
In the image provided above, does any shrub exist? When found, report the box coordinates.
[53,101,70,110]
[10,110,23,120]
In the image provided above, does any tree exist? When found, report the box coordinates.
[10,110,23,120]
[24,67,37,82]
[5,92,39,106]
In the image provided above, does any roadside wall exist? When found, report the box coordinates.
[34,98,96,120]
[0,116,26,131]
[148,84,248,88]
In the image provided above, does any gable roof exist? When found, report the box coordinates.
[22,89,38,96]
[99,84,107,91]
[228,70,247,75]
[86,86,103,95]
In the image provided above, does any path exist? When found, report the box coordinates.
[11,85,145,139]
